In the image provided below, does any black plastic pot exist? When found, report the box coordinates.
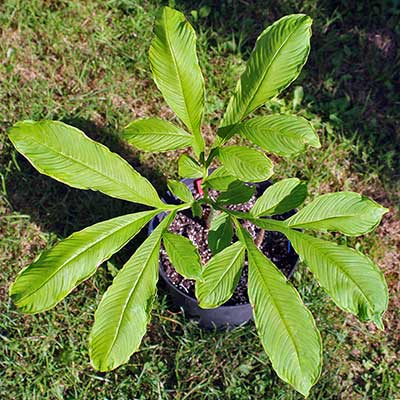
[149,179,299,330]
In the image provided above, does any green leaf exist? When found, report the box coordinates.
[220,14,312,134]
[167,179,194,203]
[178,154,203,178]
[163,232,202,280]
[240,227,322,397]
[218,145,273,182]
[208,211,234,254]
[89,211,175,371]
[9,120,164,208]
[149,6,205,156]
[191,201,203,218]
[251,178,307,217]
[196,241,245,308]
[10,210,159,313]
[123,118,193,152]
[217,181,255,205]
[285,192,388,236]
[203,166,236,191]
[235,114,320,156]
[285,229,388,328]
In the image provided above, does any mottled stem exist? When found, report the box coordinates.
[254,228,265,247]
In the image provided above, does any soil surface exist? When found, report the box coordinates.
[159,182,299,306]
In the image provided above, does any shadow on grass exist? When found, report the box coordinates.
[5,117,170,261]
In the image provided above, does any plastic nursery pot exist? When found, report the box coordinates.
[149,179,299,330]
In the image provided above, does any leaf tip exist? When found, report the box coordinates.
[89,356,111,373]
[381,207,390,215]
[311,136,321,149]
[373,316,385,331]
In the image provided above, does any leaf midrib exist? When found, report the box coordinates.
[250,251,305,374]
[241,19,303,119]
[163,12,194,133]
[294,232,374,310]
[16,213,154,303]
[222,149,266,179]
[103,235,161,362]
[202,244,244,303]
[252,189,296,216]
[126,131,192,139]
[165,235,201,276]
[287,213,369,227]
[241,124,312,143]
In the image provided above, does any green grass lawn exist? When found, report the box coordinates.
[1,1,399,399]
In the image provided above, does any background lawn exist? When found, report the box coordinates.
[0,1,399,399]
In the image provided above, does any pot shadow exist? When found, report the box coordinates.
[5,117,169,260]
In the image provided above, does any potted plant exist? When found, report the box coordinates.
[8,7,388,396]
[149,178,300,329]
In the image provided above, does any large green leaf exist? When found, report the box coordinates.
[235,114,320,156]
[149,6,205,156]
[167,179,194,203]
[251,178,307,217]
[178,154,204,179]
[285,192,388,236]
[123,118,193,152]
[10,210,159,313]
[163,232,202,280]
[196,241,245,308]
[219,14,312,136]
[208,211,233,254]
[8,120,164,208]
[285,229,388,328]
[218,145,273,182]
[239,227,322,397]
[89,212,175,371]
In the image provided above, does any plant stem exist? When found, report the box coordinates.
[210,202,289,233]
[255,229,265,247]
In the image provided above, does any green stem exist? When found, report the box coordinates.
[205,124,238,167]
[209,202,289,233]
[160,203,191,212]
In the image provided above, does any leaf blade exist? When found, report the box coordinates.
[217,181,255,206]
[236,114,320,156]
[149,7,205,156]
[196,241,245,308]
[163,232,202,280]
[178,154,204,179]
[203,166,236,191]
[123,118,193,152]
[8,120,164,208]
[285,192,388,236]
[251,178,307,217]
[218,145,273,182]
[167,179,194,203]
[89,212,175,371]
[240,227,322,396]
[220,14,312,133]
[285,229,388,328]
[208,211,234,254]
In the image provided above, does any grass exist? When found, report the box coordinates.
[0,0,399,399]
